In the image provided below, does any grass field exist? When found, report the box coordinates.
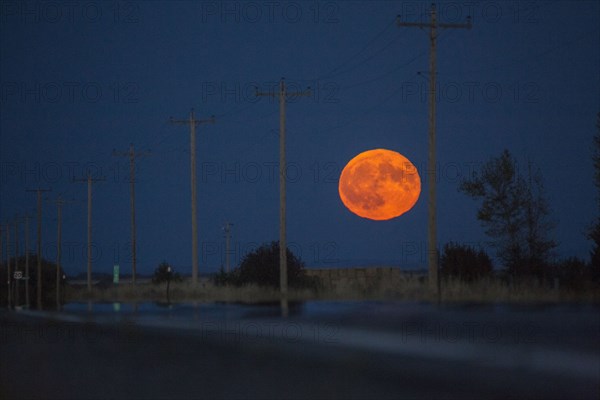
[64,275,600,304]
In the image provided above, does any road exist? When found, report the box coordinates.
[1,301,598,399]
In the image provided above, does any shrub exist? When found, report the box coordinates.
[440,242,493,282]
[221,241,317,289]
[213,267,236,286]
[549,257,589,289]
[152,261,182,284]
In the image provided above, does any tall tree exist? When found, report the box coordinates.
[460,150,526,273]
[460,150,555,276]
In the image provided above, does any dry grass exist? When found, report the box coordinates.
[66,281,318,303]
[438,278,598,303]
[64,275,599,304]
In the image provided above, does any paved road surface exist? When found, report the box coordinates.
[1,301,598,399]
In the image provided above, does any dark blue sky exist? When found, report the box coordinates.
[1,1,599,276]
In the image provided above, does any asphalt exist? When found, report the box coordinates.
[0,302,598,399]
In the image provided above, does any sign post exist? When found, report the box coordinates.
[14,271,22,307]
[113,264,119,285]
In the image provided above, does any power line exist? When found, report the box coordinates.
[450,28,597,78]
[309,17,398,82]
[310,78,418,135]
[321,31,406,81]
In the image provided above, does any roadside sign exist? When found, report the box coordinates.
[113,264,119,284]
[14,271,22,280]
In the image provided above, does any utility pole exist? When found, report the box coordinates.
[397,5,471,295]
[170,110,215,285]
[0,224,3,306]
[26,188,51,309]
[14,216,19,307]
[74,175,105,292]
[113,143,150,284]
[5,223,11,308]
[55,197,64,309]
[223,222,233,273]
[256,78,311,298]
[24,214,31,308]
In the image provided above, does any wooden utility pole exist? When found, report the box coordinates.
[223,222,233,273]
[256,78,311,298]
[397,5,471,295]
[26,188,51,309]
[5,223,10,308]
[74,175,105,292]
[0,224,3,306]
[24,214,31,308]
[170,110,215,284]
[55,197,64,309]
[113,143,150,284]
[14,216,19,307]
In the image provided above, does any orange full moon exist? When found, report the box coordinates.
[338,149,421,220]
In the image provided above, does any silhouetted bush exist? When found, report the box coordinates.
[549,257,589,289]
[589,220,600,282]
[152,261,182,284]
[213,267,234,286]
[440,242,493,282]
[215,241,317,289]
